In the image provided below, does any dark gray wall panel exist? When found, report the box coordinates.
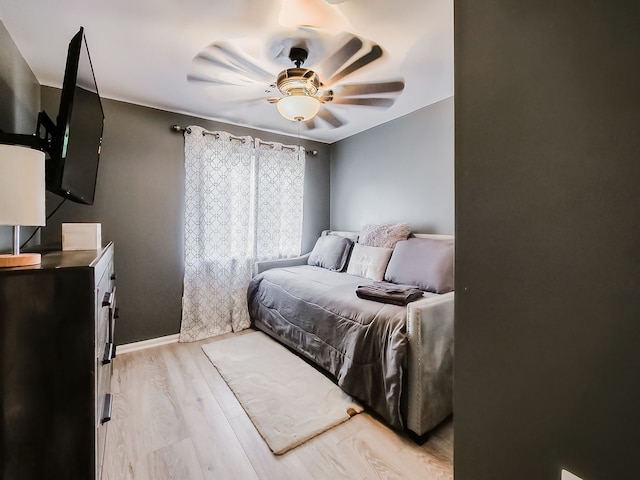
[330,97,454,234]
[455,1,640,479]
[40,87,330,344]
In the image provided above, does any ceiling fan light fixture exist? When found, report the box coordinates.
[277,94,321,122]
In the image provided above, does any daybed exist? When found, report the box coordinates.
[247,226,454,437]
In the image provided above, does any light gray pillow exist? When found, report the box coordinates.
[358,223,411,248]
[384,237,454,293]
[307,235,354,271]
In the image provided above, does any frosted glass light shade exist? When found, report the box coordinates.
[0,144,46,227]
[277,95,321,122]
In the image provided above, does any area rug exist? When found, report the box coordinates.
[202,331,363,454]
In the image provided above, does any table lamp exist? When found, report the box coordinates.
[0,144,46,267]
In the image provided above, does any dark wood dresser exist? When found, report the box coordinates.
[0,242,117,479]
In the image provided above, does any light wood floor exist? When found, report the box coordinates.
[102,331,453,480]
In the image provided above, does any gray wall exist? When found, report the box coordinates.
[40,87,330,345]
[0,21,41,252]
[455,1,640,479]
[330,97,454,234]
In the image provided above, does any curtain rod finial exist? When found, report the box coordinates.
[171,125,191,134]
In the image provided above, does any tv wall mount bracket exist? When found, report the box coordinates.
[0,111,57,155]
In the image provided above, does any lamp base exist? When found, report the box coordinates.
[0,253,42,268]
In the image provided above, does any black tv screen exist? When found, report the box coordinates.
[46,27,104,205]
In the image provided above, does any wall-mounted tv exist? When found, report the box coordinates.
[46,27,104,205]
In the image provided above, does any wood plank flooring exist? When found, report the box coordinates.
[103,331,453,480]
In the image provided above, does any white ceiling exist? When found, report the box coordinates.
[0,0,453,144]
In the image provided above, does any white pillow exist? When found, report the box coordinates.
[346,244,393,281]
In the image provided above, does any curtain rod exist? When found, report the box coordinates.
[171,125,246,142]
[170,124,318,156]
[257,139,296,152]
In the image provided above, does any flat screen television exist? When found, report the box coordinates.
[46,27,104,205]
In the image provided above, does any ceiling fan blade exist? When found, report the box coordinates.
[331,97,395,108]
[317,109,345,128]
[240,97,274,106]
[193,47,269,85]
[186,73,243,87]
[327,44,383,85]
[194,51,240,72]
[333,80,405,97]
[212,96,275,110]
[304,117,317,130]
[193,51,264,84]
[316,89,333,103]
[316,36,363,79]
[211,43,274,82]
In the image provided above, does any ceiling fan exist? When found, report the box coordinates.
[187,29,405,130]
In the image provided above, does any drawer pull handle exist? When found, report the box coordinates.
[102,291,112,308]
[102,343,115,364]
[102,286,116,308]
[101,394,113,424]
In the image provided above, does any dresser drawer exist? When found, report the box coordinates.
[96,390,112,480]
[96,363,113,425]
[97,279,116,369]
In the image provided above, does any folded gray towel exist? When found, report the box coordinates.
[356,282,424,306]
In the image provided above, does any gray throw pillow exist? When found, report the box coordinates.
[384,237,454,293]
[307,235,354,271]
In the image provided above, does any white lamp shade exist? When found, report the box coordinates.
[277,95,321,122]
[0,144,46,227]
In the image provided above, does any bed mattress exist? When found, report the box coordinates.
[247,265,410,428]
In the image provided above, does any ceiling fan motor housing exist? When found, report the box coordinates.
[277,68,320,96]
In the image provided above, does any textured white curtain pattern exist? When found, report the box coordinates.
[180,126,305,342]
[254,139,305,260]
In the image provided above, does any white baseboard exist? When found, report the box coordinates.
[117,333,180,354]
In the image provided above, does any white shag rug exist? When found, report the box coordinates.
[202,331,363,454]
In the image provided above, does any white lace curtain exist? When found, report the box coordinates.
[180,126,305,342]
